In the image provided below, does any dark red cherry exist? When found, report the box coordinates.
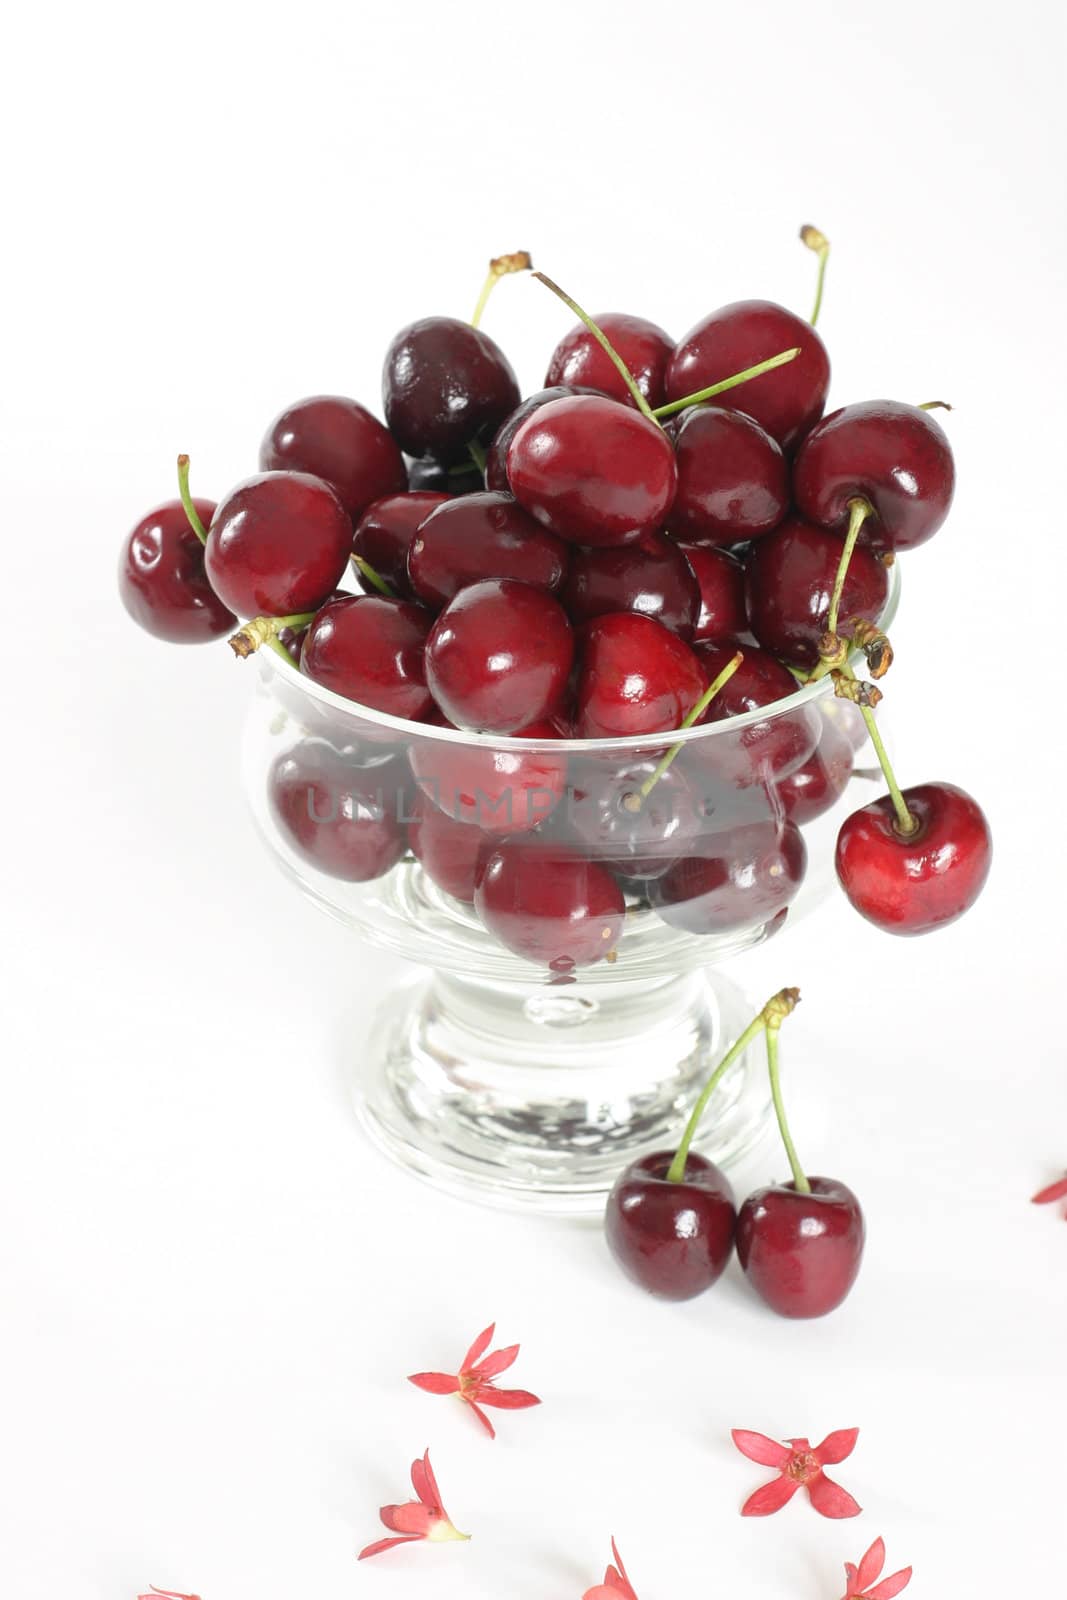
[736,1177,865,1318]
[406,455,486,496]
[744,515,890,670]
[300,594,433,718]
[258,395,406,522]
[605,1151,736,1299]
[564,759,703,880]
[409,716,567,834]
[475,840,625,969]
[545,312,674,410]
[650,820,807,935]
[690,641,819,786]
[835,781,992,935]
[675,544,747,642]
[671,406,789,545]
[484,385,601,491]
[382,316,520,466]
[119,497,235,643]
[205,471,351,618]
[407,790,497,901]
[425,579,574,733]
[268,741,407,882]
[507,395,678,548]
[794,400,955,552]
[777,715,854,825]
[576,613,706,739]
[408,492,568,609]
[665,300,830,451]
[562,534,699,639]
[352,491,449,599]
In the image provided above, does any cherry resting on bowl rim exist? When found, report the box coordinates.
[300,594,434,719]
[425,578,574,733]
[575,612,707,738]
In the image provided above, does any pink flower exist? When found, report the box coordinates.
[358,1449,469,1561]
[1032,1173,1067,1216]
[840,1536,912,1599]
[732,1427,862,1518]
[408,1321,541,1439]
[583,1538,639,1599]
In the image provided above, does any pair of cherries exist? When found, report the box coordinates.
[606,988,863,1317]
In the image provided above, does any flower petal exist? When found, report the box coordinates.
[1032,1176,1067,1204]
[380,1499,433,1535]
[844,1563,859,1588]
[411,1450,443,1512]
[408,1371,461,1395]
[806,1470,862,1519]
[471,1342,521,1380]
[358,1534,422,1560]
[855,1538,885,1590]
[741,1475,800,1516]
[731,1429,792,1467]
[868,1568,913,1599]
[814,1427,860,1464]
[461,1323,496,1372]
[465,1397,496,1439]
[610,1539,632,1589]
[474,1386,541,1410]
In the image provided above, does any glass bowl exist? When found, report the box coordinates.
[241,569,898,1212]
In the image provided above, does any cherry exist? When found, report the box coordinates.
[563,758,703,880]
[665,301,830,451]
[688,641,819,786]
[382,316,520,466]
[575,613,707,738]
[409,715,567,834]
[670,406,789,545]
[408,491,568,609]
[268,741,407,882]
[737,1178,866,1319]
[205,471,352,618]
[545,312,674,410]
[407,790,497,901]
[474,840,625,969]
[744,515,890,670]
[425,579,574,733]
[793,400,955,552]
[835,781,992,935]
[675,544,747,642]
[777,715,854,826]
[650,820,806,935]
[300,594,433,719]
[562,534,700,639]
[605,1151,736,1299]
[406,456,486,496]
[258,395,406,522]
[484,385,601,492]
[352,491,449,599]
[506,394,678,549]
[119,496,235,642]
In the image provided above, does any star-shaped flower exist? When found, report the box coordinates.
[1032,1173,1067,1217]
[358,1449,470,1561]
[840,1536,912,1599]
[583,1537,639,1599]
[408,1322,541,1439]
[732,1427,862,1517]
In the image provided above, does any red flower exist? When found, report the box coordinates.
[732,1427,862,1518]
[408,1321,541,1439]
[137,1591,201,1600]
[583,1538,639,1599]
[840,1536,912,1599]
[1032,1173,1067,1216]
[358,1449,470,1561]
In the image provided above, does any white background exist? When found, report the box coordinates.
[3,2,1065,1595]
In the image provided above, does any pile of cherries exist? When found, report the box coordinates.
[120,234,992,971]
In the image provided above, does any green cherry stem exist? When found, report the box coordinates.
[471,250,532,328]
[352,554,396,597]
[839,662,918,834]
[828,497,872,638]
[228,611,317,659]
[799,224,830,327]
[764,992,810,1194]
[918,400,953,412]
[651,348,800,420]
[466,439,488,474]
[176,454,209,546]
[532,271,658,422]
[637,650,744,800]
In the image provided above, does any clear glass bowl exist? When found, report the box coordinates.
[242,569,898,1212]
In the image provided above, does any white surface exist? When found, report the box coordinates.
[3,2,1065,1594]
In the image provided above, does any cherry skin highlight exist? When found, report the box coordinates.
[676,544,748,642]
[507,394,678,548]
[562,533,700,639]
[736,1177,865,1319]
[575,612,707,739]
[835,781,992,935]
[300,594,434,719]
[650,820,807,936]
[671,406,789,546]
[665,299,830,451]
[744,515,890,670]
[484,384,602,491]
[475,841,625,969]
[205,471,352,618]
[268,741,407,882]
[408,715,567,834]
[545,311,674,410]
[408,491,568,609]
[259,395,406,522]
[383,316,520,465]
[606,1151,737,1299]
[119,497,234,642]
[425,579,574,733]
[352,491,449,599]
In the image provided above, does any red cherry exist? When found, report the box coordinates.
[563,758,703,880]
[119,497,235,643]
[425,579,574,733]
[562,534,699,639]
[545,312,674,410]
[352,492,449,598]
[407,790,497,901]
[409,716,567,834]
[777,715,854,825]
[382,316,520,465]
[474,840,625,969]
[665,300,830,451]
[300,594,433,719]
[690,641,819,785]
[675,544,747,642]
[736,1177,865,1318]
[744,515,890,670]
[671,406,789,546]
[258,395,406,522]
[835,781,992,935]
[794,400,955,552]
[575,613,706,738]
[605,1151,737,1299]
[484,384,602,491]
[408,491,568,609]
[205,471,351,617]
[268,741,407,882]
[650,820,806,935]
[507,395,677,548]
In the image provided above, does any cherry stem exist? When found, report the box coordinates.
[471,251,533,329]
[637,651,744,800]
[840,661,918,834]
[828,497,871,637]
[467,439,488,473]
[651,348,800,419]
[765,1001,810,1194]
[176,454,209,546]
[800,224,830,327]
[531,271,657,422]
[228,611,316,660]
[918,400,953,412]
[352,554,395,597]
